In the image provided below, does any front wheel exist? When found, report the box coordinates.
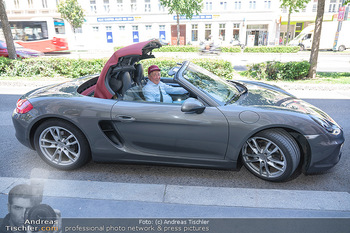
[241,129,300,182]
[34,119,91,170]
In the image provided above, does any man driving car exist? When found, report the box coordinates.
[143,65,187,103]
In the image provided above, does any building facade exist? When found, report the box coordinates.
[2,0,350,50]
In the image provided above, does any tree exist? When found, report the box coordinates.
[308,0,325,79]
[160,0,203,45]
[0,0,16,59]
[57,0,85,32]
[280,0,310,45]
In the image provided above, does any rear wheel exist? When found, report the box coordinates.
[34,119,91,170]
[241,129,300,182]
[338,45,346,52]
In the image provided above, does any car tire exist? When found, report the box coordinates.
[34,119,91,170]
[241,129,300,182]
[338,45,346,52]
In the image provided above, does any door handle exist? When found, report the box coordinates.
[115,115,136,122]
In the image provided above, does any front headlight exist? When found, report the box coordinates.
[310,115,341,135]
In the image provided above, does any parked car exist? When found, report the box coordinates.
[0,40,43,58]
[12,39,344,182]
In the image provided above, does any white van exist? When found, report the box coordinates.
[289,21,350,51]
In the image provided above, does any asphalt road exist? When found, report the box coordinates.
[1,93,349,193]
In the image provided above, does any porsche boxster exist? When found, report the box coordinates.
[12,40,344,182]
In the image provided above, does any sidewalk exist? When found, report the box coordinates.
[1,177,350,218]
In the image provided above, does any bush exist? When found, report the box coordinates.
[0,57,107,79]
[0,56,234,80]
[244,46,300,53]
[140,57,234,79]
[245,61,310,80]
[221,46,242,53]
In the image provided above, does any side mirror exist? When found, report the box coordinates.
[181,98,205,114]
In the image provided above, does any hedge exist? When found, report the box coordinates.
[243,46,300,53]
[114,45,299,53]
[245,61,310,80]
[0,56,234,80]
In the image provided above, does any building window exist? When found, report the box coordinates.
[119,26,125,30]
[234,1,241,10]
[117,0,123,12]
[132,26,138,31]
[249,1,256,9]
[158,0,165,11]
[312,3,317,12]
[233,23,240,40]
[264,0,271,9]
[219,24,226,41]
[28,0,34,8]
[329,0,337,12]
[205,2,212,11]
[93,26,99,32]
[205,24,211,41]
[90,0,97,13]
[104,0,110,13]
[146,25,152,30]
[191,24,198,41]
[159,25,165,31]
[220,2,227,10]
[42,0,48,8]
[145,0,151,12]
[131,0,137,12]
[74,28,83,33]
[14,0,20,8]
[106,26,112,31]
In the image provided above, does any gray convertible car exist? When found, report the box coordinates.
[12,40,344,182]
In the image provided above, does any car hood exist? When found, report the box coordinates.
[235,80,331,117]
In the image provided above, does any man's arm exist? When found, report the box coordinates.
[162,83,188,95]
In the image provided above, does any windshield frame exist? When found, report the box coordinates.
[179,62,240,106]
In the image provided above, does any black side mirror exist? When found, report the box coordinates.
[181,98,205,114]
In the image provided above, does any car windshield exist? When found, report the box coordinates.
[182,63,239,104]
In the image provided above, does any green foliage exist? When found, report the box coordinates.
[159,0,203,19]
[140,57,234,79]
[245,61,310,80]
[57,0,85,30]
[115,45,297,53]
[280,0,310,13]
[0,57,12,73]
[0,57,233,80]
[221,46,242,53]
[243,46,300,53]
[0,57,107,79]
[155,46,199,52]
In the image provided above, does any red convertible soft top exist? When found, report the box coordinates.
[94,40,161,99]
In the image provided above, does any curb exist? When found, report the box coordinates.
[1,177,350,212]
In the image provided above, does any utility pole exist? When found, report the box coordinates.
[0,0,16,59]
[332,0,346,51]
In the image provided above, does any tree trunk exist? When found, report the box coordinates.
[0,0,16,59]
[308,0,325,79]
[176,13,180,45]
[285,10,291,45]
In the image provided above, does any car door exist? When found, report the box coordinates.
[111,100,229,160]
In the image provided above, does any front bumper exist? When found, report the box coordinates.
[305,131,345,174]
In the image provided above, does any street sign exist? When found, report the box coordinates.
[338,7,346,21]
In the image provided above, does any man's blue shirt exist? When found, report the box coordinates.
[143,80,187,103]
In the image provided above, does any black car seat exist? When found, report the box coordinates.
[109,73,123,99]
[120,72,133,97]
[133,63,145,86]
